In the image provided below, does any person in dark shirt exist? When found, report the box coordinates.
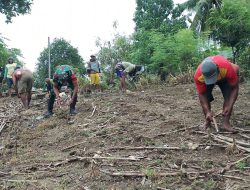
[45,78,53,96]
[44,65,78,117]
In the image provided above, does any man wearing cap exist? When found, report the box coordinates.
[194,55,239,132]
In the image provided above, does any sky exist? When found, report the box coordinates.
[0,0,186,71]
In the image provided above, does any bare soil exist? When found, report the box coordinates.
[0,83,250,190]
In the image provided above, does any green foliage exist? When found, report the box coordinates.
[77,76,89,88]
[93,0,250,82]
[97,34,133,64]
[208,0,250,61]
[138,29,200,74]
[34,38,84,88]
[235,160,247,170]
[178,0,222,32]
[96,31,133,87]
[0,35,24,67]
[0,0,33,23]
[172,29,200,70]
[0,37,9,67]
[238,47,250,77]
[134,0,187,33]
[143,168,155,178]
[135,0,174,30]
[131,29,154,66]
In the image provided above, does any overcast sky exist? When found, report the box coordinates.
[0,0,186,71]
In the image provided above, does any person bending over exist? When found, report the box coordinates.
[194,55,239,133]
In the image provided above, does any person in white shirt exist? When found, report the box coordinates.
[4,57,17,96]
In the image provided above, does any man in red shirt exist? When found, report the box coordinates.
[194,55,239,132]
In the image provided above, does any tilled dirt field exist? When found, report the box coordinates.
[0,83,250,190]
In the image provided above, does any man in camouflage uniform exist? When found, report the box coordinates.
[44,65,78,117]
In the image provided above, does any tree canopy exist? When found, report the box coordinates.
[0,35,24,67]
[134,0,187,33]
[0,0,33,23]
[178,0,222,32]
[0,37,9,67]
[34,38,84,87]
[208,0,250,61]
[128,0,250,77]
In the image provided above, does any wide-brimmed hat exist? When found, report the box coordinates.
[201,57,218,85]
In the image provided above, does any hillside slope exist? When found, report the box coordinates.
[0,83,250,190]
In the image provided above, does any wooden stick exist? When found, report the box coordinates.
[214,110,223,117]
[86,155,142,161]
[185,110,221,135]
[212,117,219,133]
[101,169,218,178]
[155,125,199,137]
[234,127,250,133]
[61,140,86,151]
[109,146,181,151]
[0,122,6,135]
[52,156,142,167]
[218,174,250,182]
[1,179,38,183]
[220,154,250,174]
[157,187,170,190]
[100,116,116,126]
[239,134,250,140]
[101,168,250,182]
[197,130,250,148]
[212,137,250,153]
[0,171,9,177]
[215,134,250,148]
[183,129,250,152]
[100,170,180,177]
[90,105,97,117]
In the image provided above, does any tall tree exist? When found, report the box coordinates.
[0,35,24,67]
[178,0,222,32]
[133,0,188,71]
[134,0,187,33]
[0,37,9,67]
[148,29,200,73]
[35,38,84,87]
[131,29,154,66]
[208,0,250,62]
[0,0,33,23]
[96,34,133,84]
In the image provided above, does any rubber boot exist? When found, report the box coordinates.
[69,95,77,115]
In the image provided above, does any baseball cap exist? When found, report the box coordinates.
[201,57,218,85]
